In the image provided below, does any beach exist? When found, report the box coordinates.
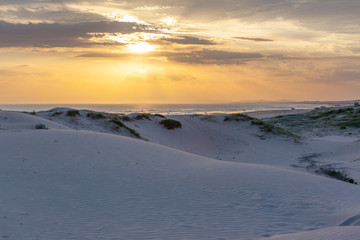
[1,107,360,239]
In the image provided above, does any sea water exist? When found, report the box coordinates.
[0,102,346,115]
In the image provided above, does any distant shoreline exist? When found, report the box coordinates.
[0,101,353,115]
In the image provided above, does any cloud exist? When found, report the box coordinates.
[0,5,108,24]
[76,48,264,65]
[126,0,360,33]
[167,49,264,65]
[330,69,360,83]
[2,1,359,36]
[235,37,273,42]
[0,20,149,48]
[162,36,216,45]
[76,53,131,58]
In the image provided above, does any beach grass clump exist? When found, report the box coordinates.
[66,109,80,117]
[320,168,357,184]
[310,108,354,120]
[35,123,48,130]
[120,116,132,122]
[251,119,301,141]
[160,119,182,130]
[337,121,360,129]
[200,115,217,122]
[224,113,255,122]
[110,119,141,138]
[86,112,106,120]
[155,114,166,118]
[134,114,152,120]
[110,119,126,128]
[52,111,63,116]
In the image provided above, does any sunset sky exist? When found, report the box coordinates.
[0,0,359,103]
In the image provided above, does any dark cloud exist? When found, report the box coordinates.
[168,49,264,64]
[0,21,148,48]
[123,0,359,33]
[0,6,107,24]
[162,36,216,45]
[1,0,359,33]
[235,37,273,42]
[76,48,264,65]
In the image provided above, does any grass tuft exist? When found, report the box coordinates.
[134,114,152,120]
[66,110,80,117]
[160,119,182,130]
[86,112,106,119]
[52,111,63,116]
[110,119,141,138]
[320,168,357,184]
[35,123,48,130]
[224,113,255,122]
[155,114,166,118]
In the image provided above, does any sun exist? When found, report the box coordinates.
[127,42,156,53]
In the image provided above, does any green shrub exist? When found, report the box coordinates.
[110,119,126,128]
[224,113,255,122]
[337,121,360,129]
[110,119,141,138]
[251,119,301,141]
[134,114,152,120]
[200,115,217,122]
[35,124,48,129]
[155,114,166,118]
[320,168,357,184]
[126,128,141,138]
[52,111,63,116]
[86,112,105,119]
[66,110,80,117]
[160,119,182,130]
[311,108,354,119]
[120,116,132,121]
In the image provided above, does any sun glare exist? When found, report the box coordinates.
[161,17,176,25]
[127,42,156,53]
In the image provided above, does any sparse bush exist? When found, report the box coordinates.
[337,121,360,129]
[30,110,36,115]
[134,114,152,120]
[224,113,254,122]
[200,115,217,122]
[110,119,126,128]
[155,114,166,118]
[320,168,357,184]
[52,111,63,116]
[66,110,80,117]
[160,119,182,130]
[110,119,141,138]
[86,112,105,119]
[311,108,354,120]
[120,116,132,122]
[35,124,48,130]
[126,128,141,138]
[251,119,301,141]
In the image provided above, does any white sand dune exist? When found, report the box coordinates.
[0,111,70,130]
[261,226,360,240]
[1,111,360,239]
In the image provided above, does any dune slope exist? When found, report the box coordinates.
[1,127,360,239]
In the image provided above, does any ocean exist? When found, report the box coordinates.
[0,102,349,115]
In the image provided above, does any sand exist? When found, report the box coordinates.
[1,108,360,239]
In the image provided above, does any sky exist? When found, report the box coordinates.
[0,0,359,104]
